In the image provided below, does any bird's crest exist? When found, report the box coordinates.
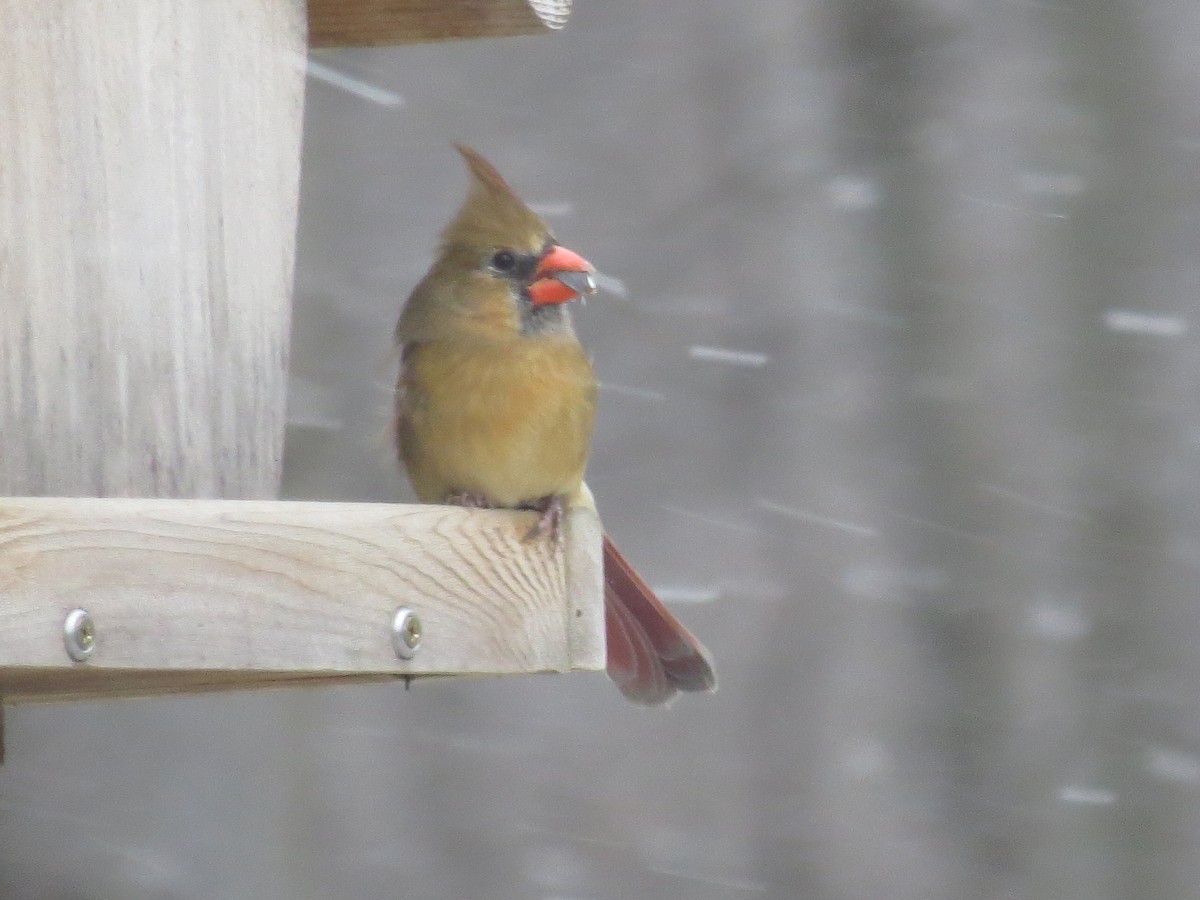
[442,145,550,254]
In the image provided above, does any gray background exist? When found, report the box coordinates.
[4,1,1200,897]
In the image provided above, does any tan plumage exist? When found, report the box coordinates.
[395,146,715,704]
[397,337,595,508]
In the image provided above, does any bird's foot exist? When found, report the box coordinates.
[444,492,564,542]
[444,492,492,509]
[522,495,565,543]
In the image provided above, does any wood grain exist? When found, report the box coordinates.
[0,1,307,499]
[308,0,571,47]
[0,498,604,703]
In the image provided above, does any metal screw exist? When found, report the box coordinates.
[391,607,422,660]
[63,608,95,662]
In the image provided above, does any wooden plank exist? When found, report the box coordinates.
[0,669,396,705]
[0,1,307,499]
[0,499,605,704]
[308,0,571,47]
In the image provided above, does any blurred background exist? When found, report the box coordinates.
[5,0,1200,897]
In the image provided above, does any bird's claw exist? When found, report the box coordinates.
[445,491,564,543]
[523,495,565,543]
[444,492,492,509]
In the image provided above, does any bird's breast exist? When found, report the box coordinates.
[398,337,597,508]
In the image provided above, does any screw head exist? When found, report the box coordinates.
[391,607,422,660]
[63,608,95,662]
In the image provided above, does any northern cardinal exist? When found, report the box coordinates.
[394,145,716,705]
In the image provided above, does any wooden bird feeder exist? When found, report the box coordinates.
[0,0,603,752]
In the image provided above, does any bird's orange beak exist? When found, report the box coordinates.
[529,244,598,305]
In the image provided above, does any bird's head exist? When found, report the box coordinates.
[407,145,597,339]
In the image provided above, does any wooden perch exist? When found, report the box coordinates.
[308,0,572,47]
[0,1,593,755]
[0,498,604,704]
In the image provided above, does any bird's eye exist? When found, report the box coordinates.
[491,250,517,273]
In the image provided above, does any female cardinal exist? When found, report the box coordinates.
[394,145,716,705]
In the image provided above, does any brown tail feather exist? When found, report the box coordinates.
[603,535,717,705]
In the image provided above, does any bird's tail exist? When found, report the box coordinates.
[602,535,717,705]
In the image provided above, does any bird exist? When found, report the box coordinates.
[394,145,716,705]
